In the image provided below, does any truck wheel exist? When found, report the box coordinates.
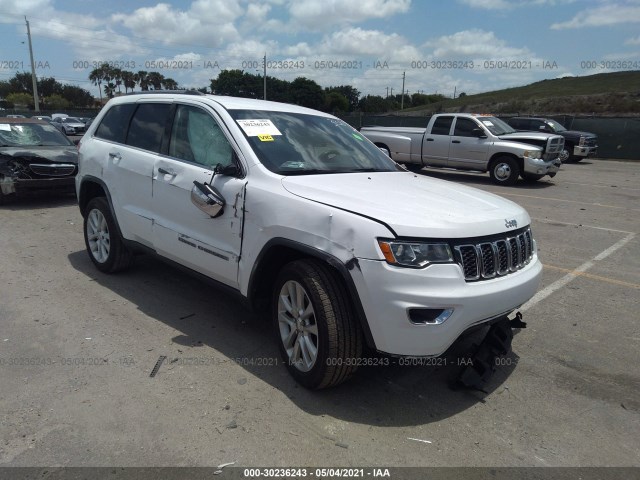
[559,144,576,163]
[273,259,363,389]
[83,197,134,273]
[489,157,520,186]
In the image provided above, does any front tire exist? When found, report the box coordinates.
[489,156,520,186]
[273,259,363,389]
[83,197,134,273]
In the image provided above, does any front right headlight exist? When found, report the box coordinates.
[377,240,453,268]
[523,149,542,159]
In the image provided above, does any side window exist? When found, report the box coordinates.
[453,118,480,137]
[531,120,547,131]
[168,105,233,169]
[126,103,171,153]
[95,104,136,144]
[430,116,454,135]
[509,118,523,129]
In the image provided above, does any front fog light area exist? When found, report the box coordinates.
[378,240,453,268]
[408,308,455,325]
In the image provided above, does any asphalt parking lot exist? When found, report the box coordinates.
[0,159,638,469]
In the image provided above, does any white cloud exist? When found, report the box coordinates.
[551,3,640,29]
[424,29,531,59]
[625,35,640,45]
[459,0,575,9]
[111,0,243,46]
[288,0,411,30]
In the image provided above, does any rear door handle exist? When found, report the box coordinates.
[451,140,461,144]
[108,152,121,160]
[158,167,177,176]
[426,138,434,142]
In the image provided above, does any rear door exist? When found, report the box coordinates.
[448,117,490,169]
[151,103,246,288]
[421,115,453,166]
[93,102,169,246]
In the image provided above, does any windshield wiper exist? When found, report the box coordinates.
[279,169,356,176]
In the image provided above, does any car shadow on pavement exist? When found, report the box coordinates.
[67,250,518,427]
[414,168,558,190]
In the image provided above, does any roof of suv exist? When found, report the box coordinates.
[109,92,330,116]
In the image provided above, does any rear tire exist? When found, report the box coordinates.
[273,259,363,389]
[489,156,520,186]
[83,197,134,273]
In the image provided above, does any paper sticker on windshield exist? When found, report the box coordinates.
[481,121,494,126]
[258,134,274,142]
[236,119,282,137]
[0,124,11,131]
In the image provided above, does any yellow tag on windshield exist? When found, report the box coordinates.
[258,134,274,142]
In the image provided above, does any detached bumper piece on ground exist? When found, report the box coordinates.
[457,313,527,392]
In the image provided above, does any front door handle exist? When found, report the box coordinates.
[451,140,461,144]
[426,138,434,142]
[108,152,121,160]
[158,167,177,176]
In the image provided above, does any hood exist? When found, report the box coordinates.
[499,132,557,142]
[281,171,530,238]
[0,146,78,165]
[562,130,597,139]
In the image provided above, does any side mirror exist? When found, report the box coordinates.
[191,180,225,218]
[472,128,487,139]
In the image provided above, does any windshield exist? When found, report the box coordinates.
[229,110,401,175]
[0,122,74,147]
[545,119,567,132]
[476,116,516,135]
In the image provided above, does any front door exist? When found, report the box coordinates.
[152,104,246,289]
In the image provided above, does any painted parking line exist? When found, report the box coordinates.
[560,181,640,192]
[495,192,640,212]
[531,217,635,234]
[521,232,636,311]
[542,264,640,290]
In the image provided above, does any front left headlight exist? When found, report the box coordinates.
[377,240,453,268]
[523,149,542,159]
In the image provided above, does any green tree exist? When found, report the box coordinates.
[121,70,136,93]
[325,85,360,111]
[43,94,70,110]
[323,91,349,113]
[62,85,93,107]
[161,77,178,90]
[89,66,105,102]
[290,77,323,109]
[136,71,150,91]
[147,71,164,90]
[6,92,33,107]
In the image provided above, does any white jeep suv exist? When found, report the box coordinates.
[76,92,542,389]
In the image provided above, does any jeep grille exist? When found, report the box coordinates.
[453,228,534,281]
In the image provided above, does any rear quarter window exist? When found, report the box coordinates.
[95,104,136,144]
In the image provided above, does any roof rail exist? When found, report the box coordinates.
[124,89,206,96]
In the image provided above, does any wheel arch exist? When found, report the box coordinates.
[247,238,376,349]
[78,176,127,242]
[489,152,522,171]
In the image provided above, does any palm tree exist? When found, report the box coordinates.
[162,77,178,90]
[89,67,104,102]
[136,71,149,91]
[147,71,164,90]
[121,71,136,93]
[112,68,123,94]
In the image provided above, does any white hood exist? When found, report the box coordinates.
[282,172,530,238]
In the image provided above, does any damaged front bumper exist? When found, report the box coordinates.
[523,155,561,177]
[0,175,76,196]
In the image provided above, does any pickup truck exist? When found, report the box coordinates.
[360,113,564,185]
[506,116,597,163]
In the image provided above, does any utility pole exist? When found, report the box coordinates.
[386,86,389,98]
[390,87,393,97]
[400,71,406,110]
[25,16,40,112]
[453,86,457,99]
[263,53,267,100]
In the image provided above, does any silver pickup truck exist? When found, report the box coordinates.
[360,113,564,185]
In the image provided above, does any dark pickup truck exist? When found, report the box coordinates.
[506,117,597,163]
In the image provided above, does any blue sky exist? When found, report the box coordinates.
[1,0,639,99]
